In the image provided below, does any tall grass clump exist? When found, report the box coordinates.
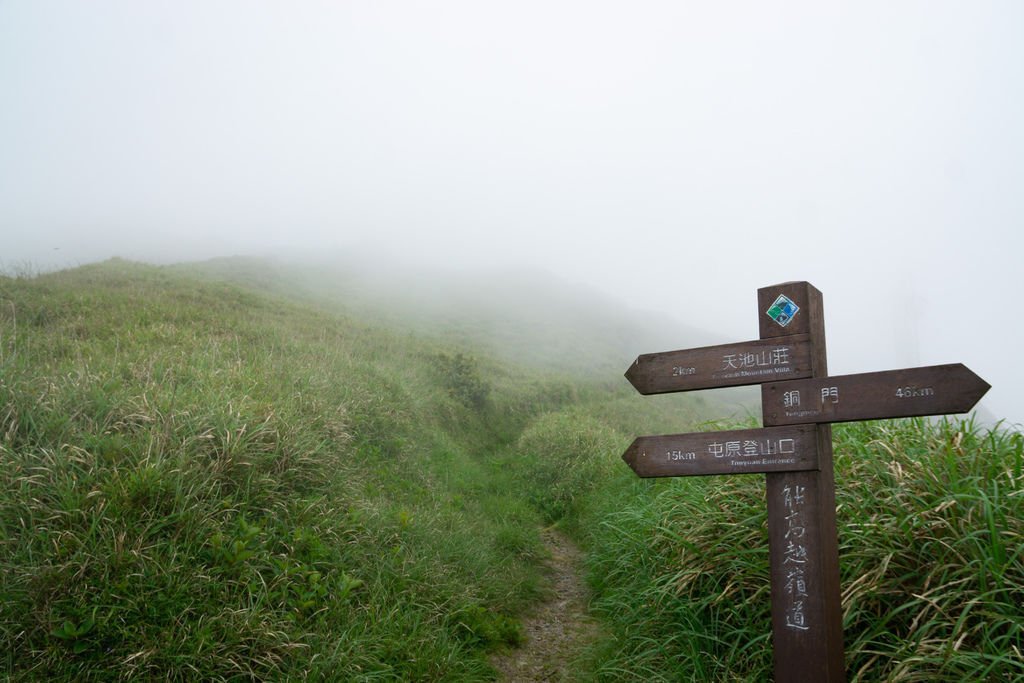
[0,260,562,680]
[572,417,1023,681]
[576,448,774,680]
[837,417,1023,681]
[503,409,625,524]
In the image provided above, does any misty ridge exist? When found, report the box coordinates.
[0,249,758,421]
[179,251,761,419]
[176,251,725,373]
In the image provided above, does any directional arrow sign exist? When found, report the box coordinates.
[762,363,990,426]
[622,425,820,478]
[626,335,813,395]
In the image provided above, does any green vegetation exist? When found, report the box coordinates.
[565,417,1023,681]
[2,258,1020,681]
[0,260,578,680]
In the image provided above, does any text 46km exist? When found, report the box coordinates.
[896,386,934,398]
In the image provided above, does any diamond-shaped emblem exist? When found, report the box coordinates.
[766,295,799,328]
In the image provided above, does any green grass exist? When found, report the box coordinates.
[0,259,574,680]
[554,417,1023,681]
[837,418,1023,681]
[3,258,1020,681]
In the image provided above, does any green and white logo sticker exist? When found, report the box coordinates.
[766,295,799,328]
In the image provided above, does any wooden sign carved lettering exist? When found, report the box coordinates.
[622,282,989,682]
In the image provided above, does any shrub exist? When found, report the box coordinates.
[510,411,624,523]
[435,351,491,411]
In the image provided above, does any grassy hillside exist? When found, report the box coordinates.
[3,258,1019,682]
[0,259,625,680]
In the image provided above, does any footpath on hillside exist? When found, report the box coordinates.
[490,529,601,682]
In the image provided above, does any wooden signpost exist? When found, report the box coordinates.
[622,424,820,478]
[625,335,814,394]
[623,282,990,682]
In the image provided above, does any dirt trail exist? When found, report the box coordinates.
[490,529,601,682]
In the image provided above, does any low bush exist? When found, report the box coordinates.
[507,410,624,523]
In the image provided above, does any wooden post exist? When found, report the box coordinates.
[624,281,988,680]
[759,282,845,682]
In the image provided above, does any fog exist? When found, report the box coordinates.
[2,2,1022,425]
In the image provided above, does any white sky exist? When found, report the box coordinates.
[2,1,1022,425]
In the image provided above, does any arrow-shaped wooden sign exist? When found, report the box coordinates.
[762,363,990,426]
[622,425,819,478]
[623,282,992,683]
[625,335,813,394]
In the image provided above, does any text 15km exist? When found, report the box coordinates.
[666,450,696,461]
